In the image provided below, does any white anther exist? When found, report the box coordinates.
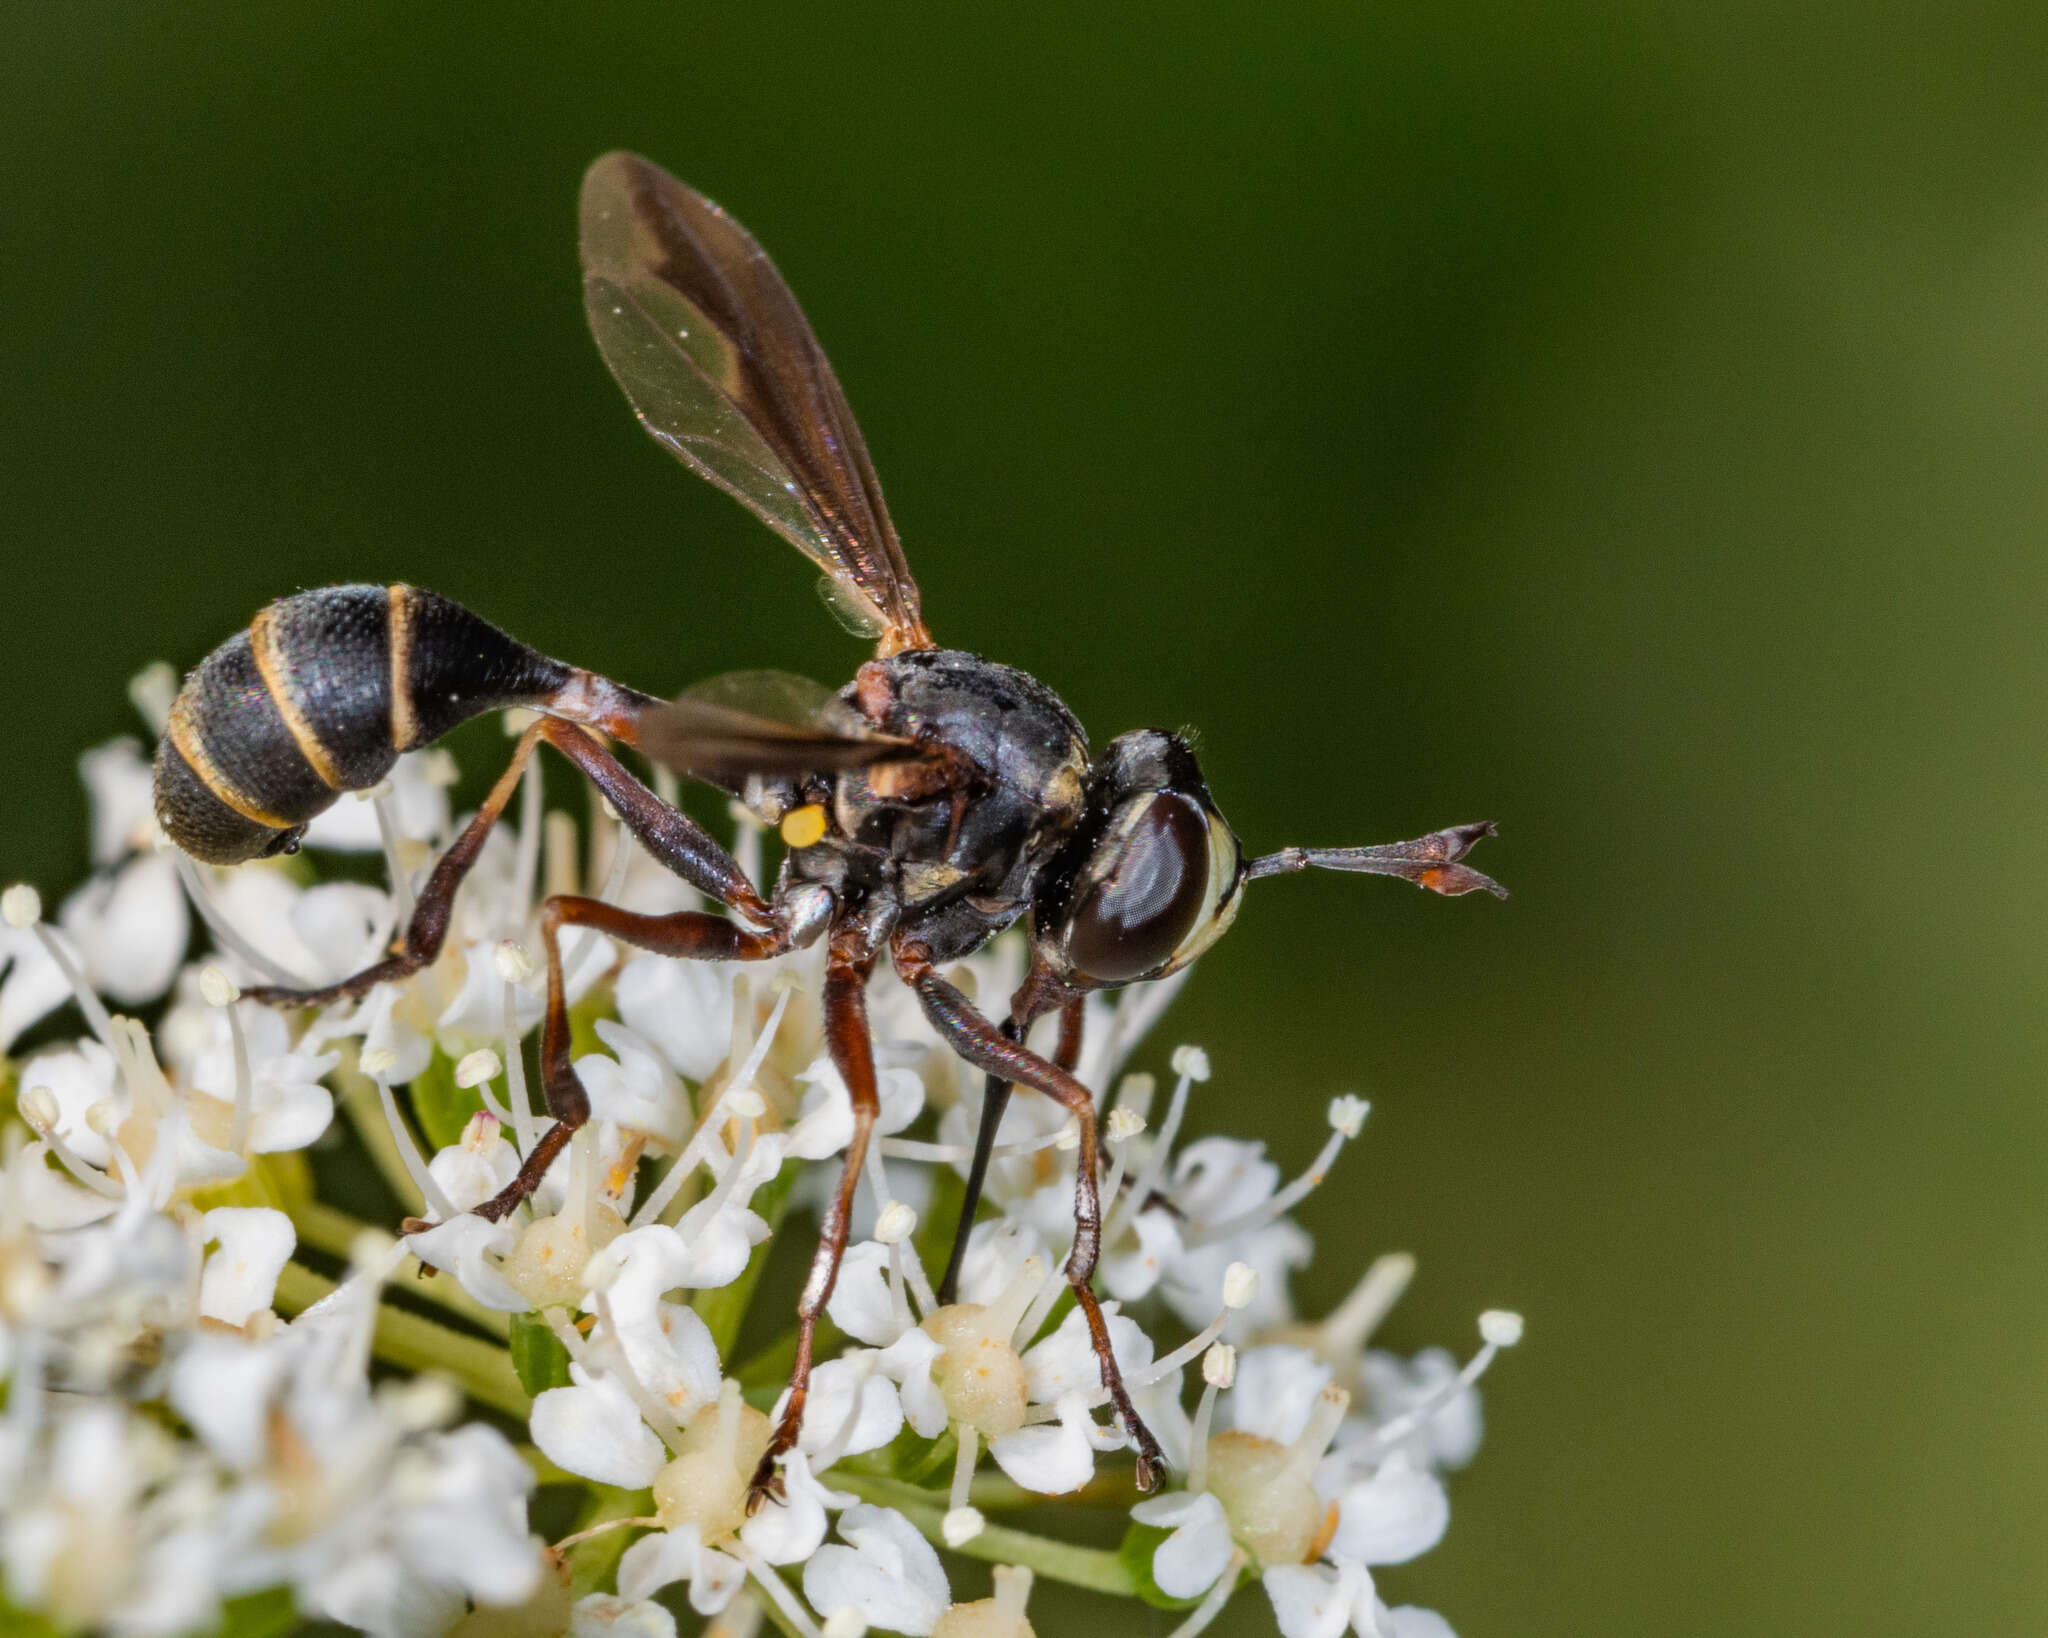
[1327,1094,1369,1138]
[17,1087,59,1133]
[600,796,620,822]
[355,779,395,802]
[1221,1261,1259,1311]
[1170,1044,1211,1082]
[1,884,42,928]
[1480,1309,1525,1347]
[455,1048,502,1090]
[462,1110,501,1151]
[419,748,461,786]
[875,1201,918,1245]
[503,708,539,735]
[85,1102,122,1138]
[822,1611,867,1638]
[723,1087,767,1120]
[360,1047,398,1078]
[493,940,535,983]
[1106,1107,1147,1142]
[1202,1341,1237,1389]
[941,1506,985,1548]
[199,964,241,1008]
[1053,1118,1082,1152]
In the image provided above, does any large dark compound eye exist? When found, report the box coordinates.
[1063,792,1219,984]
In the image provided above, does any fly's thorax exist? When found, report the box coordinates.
[823,650,1090,915]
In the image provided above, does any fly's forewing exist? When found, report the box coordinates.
[636,670,914,780]
[580,152,934,654]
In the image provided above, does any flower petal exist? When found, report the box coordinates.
[530,1369,666,1489]
[198,1207,294,1327]
[1331,1454,1449,1567]
[988,1392,1096,1495]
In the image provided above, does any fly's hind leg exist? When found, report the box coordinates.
[898,943,1165,1490]
[470,898,789,1225]
[243,715,772,1010]
[936,989,1084,1305]
[747,919,879,1509]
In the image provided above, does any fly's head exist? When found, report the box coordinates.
[1032,729,1247,991]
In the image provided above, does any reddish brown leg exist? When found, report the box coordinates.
[470,896,788,1224]
[246,717,772,1011]
[897,944,1165,1490]
[936,984,1084,1305]
[748,919,879,1509]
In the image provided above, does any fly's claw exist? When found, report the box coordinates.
[745,1453,788,1515]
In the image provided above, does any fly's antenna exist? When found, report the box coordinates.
[1247,820,1507,899]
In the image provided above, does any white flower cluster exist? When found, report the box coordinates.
[0,689,1520,1638]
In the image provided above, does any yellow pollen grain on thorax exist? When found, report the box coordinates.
[779,802,828,849]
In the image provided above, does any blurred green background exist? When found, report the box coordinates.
[5,3,2044,1633]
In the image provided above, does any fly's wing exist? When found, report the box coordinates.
[581,152,934,655]
[636,669,915,780]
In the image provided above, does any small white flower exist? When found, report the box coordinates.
[617,1523,746,1616]
[802,1503,950,1636]
[302,750,451,852]
[197,1207,294,1327]
[1224,1345,1335,1445]
[427,1115,521,1213]
[406,1213,527,1311]
[436,939,543,1044]
[571,1593,678,1638]
[787,1354,903,1460]
[598,1281,724,1424]
[786,1055,925,1161]
[740,1449,844,1565]
[987,1391,1097,1495]
[576,1020,689,1146]
[60,851,188,1006]
[1261,1561,1375,1638]
[1360,1347,1483,1471]
[1328,1453,1450,1568]
[532,1365,668,1489]
[615,953,734,1081]
[1130,1488,1234,1600]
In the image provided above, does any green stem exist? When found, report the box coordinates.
[334,1060,422,1213]
[288,1197,511,1339]
[827,1470,1138,1596]
[971,1466,1144,1513]
[747,1585,806,1638]
[273,1262,528,1419]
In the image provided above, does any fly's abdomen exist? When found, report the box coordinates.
[154,583,573,863]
